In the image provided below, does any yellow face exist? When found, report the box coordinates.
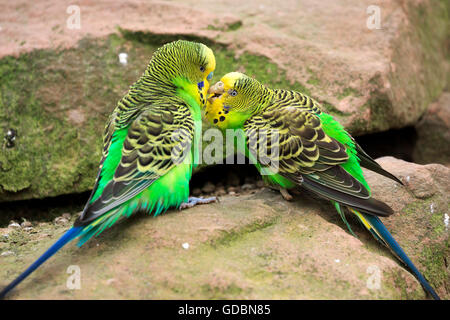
[197,46,216,107]
[205,72,250,130]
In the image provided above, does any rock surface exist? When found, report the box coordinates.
[0,0,448,202]
[1,157,448,299]
[413,92,450,166]
[1,0,448,133]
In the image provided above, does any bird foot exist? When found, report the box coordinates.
[280,188,293,201]
[179,197,218,210]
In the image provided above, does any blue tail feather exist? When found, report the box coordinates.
[363,214,440,300]
[0,226,82,299]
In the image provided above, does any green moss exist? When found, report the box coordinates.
[400,197,449,294]
[420,240,450,292]
[210,215,279,247]
[201,282,244,299]
[306,76,320,86]
[0,35,163,202]
[207,25,221,31]
[403,198,448,238]
[337,87,360,100]
[2,228,31,247]
[206,21,242,32]
[368,93,391,128]
[387,269,425,299]
[306,67,321,86]
[226,21,243,31]
[349,90,393,135]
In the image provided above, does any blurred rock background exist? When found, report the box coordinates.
[0,0,448,299]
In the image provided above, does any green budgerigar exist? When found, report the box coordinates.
[205,72,440,299]
[0,40,217,298]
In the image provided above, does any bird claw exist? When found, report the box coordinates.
[280,188,293,201]
[179,196,218,210]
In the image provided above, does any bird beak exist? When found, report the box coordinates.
[207,81,225,104]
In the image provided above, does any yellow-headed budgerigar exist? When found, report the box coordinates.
[0,40,217,298]
[205,72,440,300]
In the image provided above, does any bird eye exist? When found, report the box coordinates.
[229,89,238,97]
[200,66,206,72]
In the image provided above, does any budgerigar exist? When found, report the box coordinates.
[0,40,217,298]
[205,72,440,300]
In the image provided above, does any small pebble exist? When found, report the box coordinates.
[216,182,224,188]
[201,181,215,194]
[229,191,236,196]
[62,213,71,220]
[256,180,265,188]
[241,183,255,191]
[118,52,128,65]
[244,176,255,184]
[54,217,69,225]
[23,227,34,232]
[227,172,240,187]
[192,188,202,197]
[8,222,20,229]
[106,278,117,286]
[182,242,190,250]
[21,221,32,228]
[1,251,14,257]
[216,187,227,196]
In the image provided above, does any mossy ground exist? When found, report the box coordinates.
[0,35,141,202]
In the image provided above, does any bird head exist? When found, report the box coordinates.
[146,40,216,108]
[205,72,272,129]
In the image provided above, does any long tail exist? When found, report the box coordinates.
[349,208,440,300]
[0,226,82,299]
